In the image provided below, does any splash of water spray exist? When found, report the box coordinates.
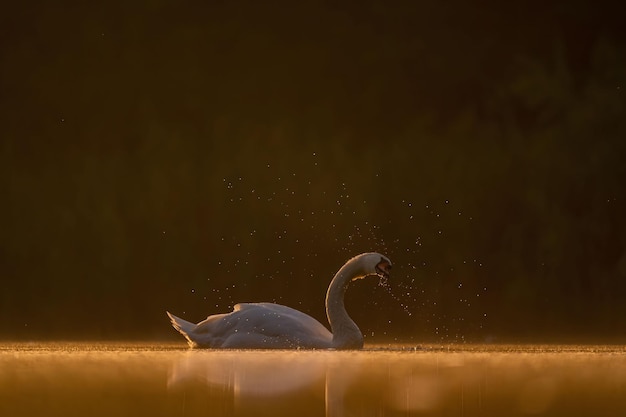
[378,275,413,317]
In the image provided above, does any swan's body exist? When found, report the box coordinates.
[167,252,392,349]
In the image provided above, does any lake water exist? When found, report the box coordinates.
[1,342,625,416]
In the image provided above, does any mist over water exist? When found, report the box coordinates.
[2,342,626,417]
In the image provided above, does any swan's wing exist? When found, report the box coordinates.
[175,302,332,349]
[233,303,330,334]
[222,303,332,348]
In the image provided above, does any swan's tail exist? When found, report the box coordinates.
[167,311,199,347]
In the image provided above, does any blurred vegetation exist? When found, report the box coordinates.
[1,1,625,342]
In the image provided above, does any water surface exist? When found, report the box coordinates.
[1,342,625,416]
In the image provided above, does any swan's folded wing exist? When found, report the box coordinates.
[231,303,332,341]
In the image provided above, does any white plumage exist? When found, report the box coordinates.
[167,252,392,349]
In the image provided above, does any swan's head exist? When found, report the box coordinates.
[349,252,392,281]
[374,255,392,280]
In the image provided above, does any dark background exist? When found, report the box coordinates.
[1,1,625,343]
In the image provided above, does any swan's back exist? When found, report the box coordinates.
[177,303,333,349]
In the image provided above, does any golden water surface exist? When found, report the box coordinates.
[1,343,625,416]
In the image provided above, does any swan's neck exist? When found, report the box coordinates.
[326,259,365,349]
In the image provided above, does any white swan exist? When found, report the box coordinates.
[167,252,392,349]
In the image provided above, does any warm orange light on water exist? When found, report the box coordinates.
[1,343,626,416]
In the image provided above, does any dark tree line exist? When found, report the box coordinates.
[1,1,625,341]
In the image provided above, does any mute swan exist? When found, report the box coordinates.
[167,252,392,349]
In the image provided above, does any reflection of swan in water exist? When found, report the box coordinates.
[168,351,336,395]
[167,252,392,349]
[167,350,362,417]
